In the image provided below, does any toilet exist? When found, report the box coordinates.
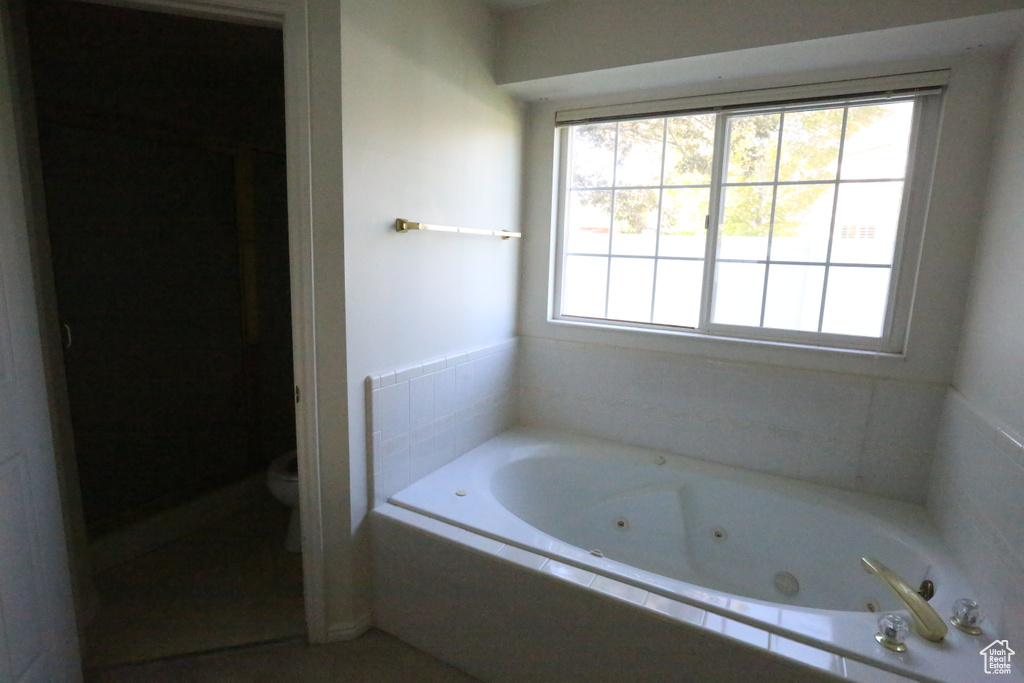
[267,450,301,553]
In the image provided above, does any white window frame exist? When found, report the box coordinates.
[550,73,946,354]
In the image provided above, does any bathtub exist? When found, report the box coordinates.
[379,427,997,682]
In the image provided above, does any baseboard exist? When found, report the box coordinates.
[89,475,266,573]
[326,612,372,642]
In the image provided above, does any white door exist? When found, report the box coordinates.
[0,3,82,681]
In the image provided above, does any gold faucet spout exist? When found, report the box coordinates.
[861,557,947,642]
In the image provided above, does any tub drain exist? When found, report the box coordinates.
[614,517,629,530]
[774,572,800,597]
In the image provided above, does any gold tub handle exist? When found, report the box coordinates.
[861,556,948,642]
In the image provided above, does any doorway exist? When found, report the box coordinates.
[24,0,304,666]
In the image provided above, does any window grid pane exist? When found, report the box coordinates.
[652,259,704,328]
[562,255,609,319]
[566,189,612,254]
[607,258,655,323]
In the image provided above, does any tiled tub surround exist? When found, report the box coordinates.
[380,428,994,683]
[367,339,517,505]
[928,389,1024,647]
[519,336,946,504]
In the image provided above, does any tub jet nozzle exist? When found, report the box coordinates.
[773,572,799,597]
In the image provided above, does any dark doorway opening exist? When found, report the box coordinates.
[27,0,294,534]
[25,0,303,665]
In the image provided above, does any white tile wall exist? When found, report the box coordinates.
[927,389,1024,646]
[370,334,951,507]
[367,339,518,504]
[519,336,944,503]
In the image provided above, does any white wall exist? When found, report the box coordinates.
[338,0,521,635]
[953,51,1024,429]
[496,0,1024,85]
[928,37,1024,645]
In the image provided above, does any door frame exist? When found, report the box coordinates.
[1,2,83,677]
[37,0,332,643]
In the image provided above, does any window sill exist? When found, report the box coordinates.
[542,316,911,377]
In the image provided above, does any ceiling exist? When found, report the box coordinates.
[497,8,1024,99]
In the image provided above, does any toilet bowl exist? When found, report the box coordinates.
[267,450,301,553]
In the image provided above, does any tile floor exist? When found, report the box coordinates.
[86,631,481,682]
[82,491,480,681]
[84,491,306,670]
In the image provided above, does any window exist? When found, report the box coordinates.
[553,80,942,353]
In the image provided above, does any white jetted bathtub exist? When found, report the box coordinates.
[382,427,998,682]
